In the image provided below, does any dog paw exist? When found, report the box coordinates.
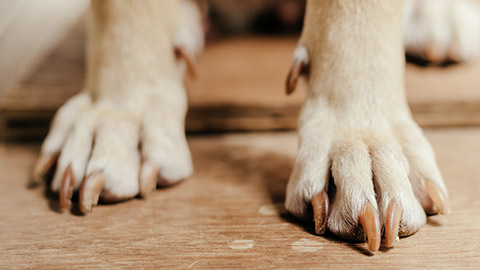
[403,0,480,63]
[285,118,449,251]
[33,88,192,213]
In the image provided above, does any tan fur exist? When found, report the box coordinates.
[285,0,446,238]
[38,0,466,244]
[404,0,480,62]
[42,0,199,198]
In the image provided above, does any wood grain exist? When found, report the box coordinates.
[1,129,479,268]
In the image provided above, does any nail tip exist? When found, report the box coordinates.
[315,225,326,235]
[79,202,92,214]
[31,166,47,186]
[140,190,152,199]
[368,244,380,252]
[28,178,43,188]
[60,202,71,211]
[384,240,395,249]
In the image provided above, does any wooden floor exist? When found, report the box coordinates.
[1,129,480,268]
[2,21,480,269]
[4,23,480,139]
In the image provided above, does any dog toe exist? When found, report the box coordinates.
[50,111,96,193]
[140,108,193,187]
[327,142,379,246]
[286,128,442,251]
[84,114,141,207]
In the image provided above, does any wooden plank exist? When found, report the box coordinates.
[1,129,479,268]
[2,23,480,139]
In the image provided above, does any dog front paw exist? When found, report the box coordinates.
[404,0,480,63]
[33,86,192,213]
[285,117,449,251]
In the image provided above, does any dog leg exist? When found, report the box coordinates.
[285,0,449,252]
[33,0,203,212]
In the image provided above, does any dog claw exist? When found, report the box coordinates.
[286,61,303,95]
[31,153,58,185]
[285,45,309,95]
[425,42,444,63]
[447,40,462,62]
[384,200,402,248]
[139,161,159,198]
[285,59,308,95]
[425,179,450,215]
[175,46,197,78]
[311,190,329,235]
[79,172,105,214]
[358,202,381,252]
[59,165,75,210]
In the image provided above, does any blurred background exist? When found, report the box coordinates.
[1,0,480,140]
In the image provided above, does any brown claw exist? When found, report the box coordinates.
[311,190,329,235]
[425,42,443,63]
[175,46,197,78]
[358,202,381,252]
[384,200,402,248]
[285,59,307,95]
[447,40,462,63]
[139,162,159,198]
[32,153,58,185]
[425,179,450,215]
[59,165,75,210]
[79,172,105,214]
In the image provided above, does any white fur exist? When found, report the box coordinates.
[328,141,378,237]
[141,80,193,185]
[41,0,198,200]
[292,45,309,64]
[368,136,426,234]
[50,104,96,191]
[175,0,205,57]
[285,0,447,238]
[40,0,451,241]
[41,93,91,155]
[85,108,141,199]
[404,0,480,62]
